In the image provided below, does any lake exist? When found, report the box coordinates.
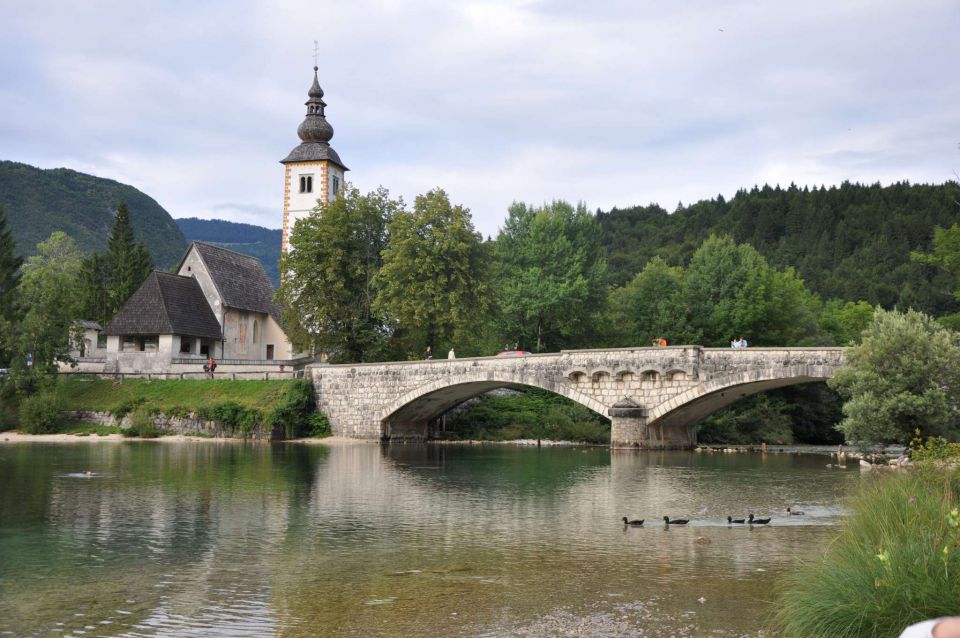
[0,441,861,637]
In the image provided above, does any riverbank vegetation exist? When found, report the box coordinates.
[5,377,328,439]
[442,389,610,444]
[775,457,960,637]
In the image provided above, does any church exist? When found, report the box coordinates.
[70,67,345,377]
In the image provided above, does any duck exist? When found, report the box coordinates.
[621,517,644,526]
[663,516,689,525]
[748,514,771,525]
[727,516,745,524]
[786,507,805,515]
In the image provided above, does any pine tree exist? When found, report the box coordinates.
[106,203,153,318]
[0,206,23,365]
[77,252,110,327]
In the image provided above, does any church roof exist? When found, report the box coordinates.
[181,242,282,323]
[104,272,222,339]
[280,66,348,170]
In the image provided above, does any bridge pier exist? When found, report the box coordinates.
[608,399,696,449]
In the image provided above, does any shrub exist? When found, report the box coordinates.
[199,402,263,437]
[304,412,331,438]
[123,406,164,438]
[112,397,145,420]
[774,467,960,637]
[266,380,317,439]
[910,431,960,462]
[18,392,65,433]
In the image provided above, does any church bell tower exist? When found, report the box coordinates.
[280,66,348,254]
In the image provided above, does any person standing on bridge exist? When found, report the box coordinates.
[425,346,433,360]
[448,348,456,359]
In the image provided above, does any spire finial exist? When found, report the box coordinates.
[313,40,319,68]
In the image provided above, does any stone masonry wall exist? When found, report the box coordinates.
[309,347,847,442]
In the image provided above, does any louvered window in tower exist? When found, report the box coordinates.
[299,175,313,193]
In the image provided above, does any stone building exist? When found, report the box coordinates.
[280,66,348,254]
[92,242,302,375]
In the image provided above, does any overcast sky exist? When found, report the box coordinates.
[2,0,958,237]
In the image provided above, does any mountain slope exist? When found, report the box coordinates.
[175,218,281,286]
[0,161,187,268]
[598,181,960,316]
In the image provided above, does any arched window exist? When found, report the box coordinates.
[253,319,260,344]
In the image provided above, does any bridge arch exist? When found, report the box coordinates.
[376,370,609,436]
[646,363,839,432]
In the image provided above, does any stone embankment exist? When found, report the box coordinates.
[63,411,272,439]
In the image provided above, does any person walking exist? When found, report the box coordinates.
[425,346,433,360]
[207,356,216,379]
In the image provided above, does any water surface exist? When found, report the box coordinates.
[0,442,861,636]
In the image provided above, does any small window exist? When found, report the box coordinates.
[299,175,313,193]
[180,338,192,354]
[333,176,341,193]
[97,334,107,349]
[266,344,275,360]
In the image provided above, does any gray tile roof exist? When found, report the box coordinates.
[186,242,282,323]
[104,272,222,339]
[280,141,348,169]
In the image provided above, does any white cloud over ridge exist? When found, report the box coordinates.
[1,0,957,237]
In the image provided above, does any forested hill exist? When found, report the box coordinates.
[175,218,281,287]
[0,161,187,268]
[598,181,960,316]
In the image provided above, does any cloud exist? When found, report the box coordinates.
[1,0,958,239]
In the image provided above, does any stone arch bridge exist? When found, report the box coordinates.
[308,346,846,449]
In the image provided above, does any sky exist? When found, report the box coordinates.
[1,0,958,238]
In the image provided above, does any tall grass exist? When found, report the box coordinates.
[774,466,960,637]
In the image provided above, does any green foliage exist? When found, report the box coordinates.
[598,181,960,317]
[14,232,84,374]
[829,308,960,445]
[445,389,610,444]
[266,379,318,439]
[910,432,960,462]
[818,299,875,346]
[77,252,111,328]
[681,235,819,346]
[494,201,608,352]
[0,206,23,367]
[124,406,164,438]
[774,467,960,637]
[606,256,688,346]
[697,394,794,444]
[198,402,263,438]
[278,185,398,362]
[18,391,65,434]
[111,397,145,419]
[375,189,489,358]
[0,161,186,268]
[305,412,331,438]
[912,223,960,300]
[105,203,153,319]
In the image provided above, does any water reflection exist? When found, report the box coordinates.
[0,442,860,637]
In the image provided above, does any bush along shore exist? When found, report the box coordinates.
[774,439,960,637]
[3,377,329,440]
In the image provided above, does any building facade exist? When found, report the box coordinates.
[280,66,349,254]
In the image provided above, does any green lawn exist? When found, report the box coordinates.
[57,376,297,415]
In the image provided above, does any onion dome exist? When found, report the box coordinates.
[280,66,348,169]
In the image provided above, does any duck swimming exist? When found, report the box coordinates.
[663,516,689,525]
[622,517,644,526]
[727,516,745,524]
[748,514,771,525]
[787,507,805,515]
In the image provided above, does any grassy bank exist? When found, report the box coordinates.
[5,376,329,439]
[443,389,610,444]
[774,459,960,637]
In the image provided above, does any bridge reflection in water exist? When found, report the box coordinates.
[310,346,846,449]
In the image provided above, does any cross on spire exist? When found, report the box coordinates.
[313,40,319,68]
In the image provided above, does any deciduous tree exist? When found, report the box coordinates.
[0,206,23,367]
[375,189,488,357]
[495,201,607,352]
[828,308,960,445]
[277,185,400,362]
